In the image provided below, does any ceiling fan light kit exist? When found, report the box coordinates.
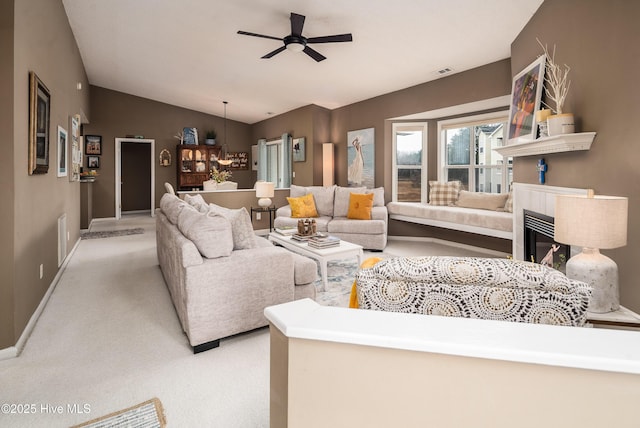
[238,12,353,62]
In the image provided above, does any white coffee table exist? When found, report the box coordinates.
[268,233,364,291]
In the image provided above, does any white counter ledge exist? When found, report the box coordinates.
[265,299,640,375]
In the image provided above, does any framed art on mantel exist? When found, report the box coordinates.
[507,55,546,142]
[28,71,51,175]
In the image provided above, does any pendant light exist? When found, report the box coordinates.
[217,101,233,166]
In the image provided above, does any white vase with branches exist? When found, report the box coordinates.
[537,39,575,135]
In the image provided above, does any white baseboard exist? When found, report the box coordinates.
[387,235,511,258]
[0,237,82,361]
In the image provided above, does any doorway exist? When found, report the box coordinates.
[115,138,155,220]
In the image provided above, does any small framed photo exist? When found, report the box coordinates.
[87,156,100,169]
[507,55,546,141]
[57,126,68,177]
[85,135,102,155]
[293,137,305,162]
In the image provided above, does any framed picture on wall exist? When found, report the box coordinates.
[292,137,305,162]
[507,55,546,142]
[347,127,374,188]
[87,156,100,169]
[57,126,68,177]
[28,71,51,175]
[85,135,102,155]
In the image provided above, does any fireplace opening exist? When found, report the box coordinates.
[523,210,569,273]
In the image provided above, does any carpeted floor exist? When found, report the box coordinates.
[0,213,504,427]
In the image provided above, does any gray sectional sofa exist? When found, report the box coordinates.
[274,185,388,250]
[156,193,317,353]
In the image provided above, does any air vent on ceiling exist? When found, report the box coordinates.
[436,67,453,75]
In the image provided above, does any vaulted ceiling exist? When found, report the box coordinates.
[62,0,543,124]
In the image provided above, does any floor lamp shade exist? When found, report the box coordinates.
[554,193,628,313]
[256,181,275,207]
[323,143,334,186]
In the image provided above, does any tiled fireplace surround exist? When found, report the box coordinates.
[512,183,589,260]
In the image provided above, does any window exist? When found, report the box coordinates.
[438,112,511,193]
[392,123,427,202]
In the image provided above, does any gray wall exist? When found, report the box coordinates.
[1,0,90,349]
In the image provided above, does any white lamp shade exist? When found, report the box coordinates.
[555,194,628,249]
[255,181,275,198]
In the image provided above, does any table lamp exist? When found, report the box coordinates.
[554,190,628,313]
[256,181,275,208]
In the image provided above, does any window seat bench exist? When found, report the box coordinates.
[387,202,513,240]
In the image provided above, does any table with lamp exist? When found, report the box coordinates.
[555,190,640,329]
[252,181,276,232]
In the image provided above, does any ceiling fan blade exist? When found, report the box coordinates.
[262,45,287,59]
[237,30,282,42]
[303,46,326,62]
[290,13,305,36]
[307,34,353,44]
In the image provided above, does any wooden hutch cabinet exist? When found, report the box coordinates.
[176,145,221,190]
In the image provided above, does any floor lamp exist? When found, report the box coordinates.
[323,143,334,186]
[554,190,628,313]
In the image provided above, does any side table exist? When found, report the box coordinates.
[251,206,276,232]
[586,306,640,329]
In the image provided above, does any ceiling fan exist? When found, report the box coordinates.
[237,12,353,62]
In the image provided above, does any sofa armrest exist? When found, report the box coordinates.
[276,205,292,218]
[371,206,388,223]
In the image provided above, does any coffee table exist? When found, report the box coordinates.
[268,233,364,292]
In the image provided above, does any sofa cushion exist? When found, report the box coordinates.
[504,190,514,213]
[428,181,461,206]
[455,190,509,211]
[184,193,209,213]
[287,193,318,218]
[208,204,257,250]
[328,218,386,234]
[347,193,374,220]
[365,187,385,207]
[308,185,336,217]
[334,186,365,217]
[160,193,192,224]
[289,184,308,198]
[177,208,233,259]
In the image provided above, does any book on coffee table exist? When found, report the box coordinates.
[275,226,297,236]
[308,235,341,248]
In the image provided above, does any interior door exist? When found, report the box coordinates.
[121,142,151,213]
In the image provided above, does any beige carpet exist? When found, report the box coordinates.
[0,213,502,427]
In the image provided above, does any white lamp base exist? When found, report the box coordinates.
[258,197,272,208]
[566,248,619,313]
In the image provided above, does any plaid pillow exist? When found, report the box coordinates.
[428,181,461,206]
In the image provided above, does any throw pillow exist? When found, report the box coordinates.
[428,181,461,206]
[287,193,318,218]
[307,185,336,217]
[177,208,233,259]
[160,193,191,224]
[334,186,365,217]
[347,193,374,220]
[208,204,257,250]
[504,191,514,213]
[455,191,509,211]
[184,193,208,213]
[365,187,385,207]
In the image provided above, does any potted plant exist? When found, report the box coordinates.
[205,129,217,146]
[538,39,574,136]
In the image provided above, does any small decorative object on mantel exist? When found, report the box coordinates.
[159,149,171,166]
[537,158,547,184]
[537,39,574,136]
[535,108,551,138]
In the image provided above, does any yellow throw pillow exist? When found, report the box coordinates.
[347,192,374,220]
[287,193,318,218]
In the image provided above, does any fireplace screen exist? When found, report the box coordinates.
[523,210,569,272]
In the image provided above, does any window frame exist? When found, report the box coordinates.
[437,111,511,193]
[392,122,428,203]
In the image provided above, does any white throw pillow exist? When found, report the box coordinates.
[184,193,209,213]
[334,186,365,217]
[177,208,233,259]
[160,193,191,224]
[455,190,509,211]
[208,204,257,250]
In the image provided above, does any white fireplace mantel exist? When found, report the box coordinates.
[495,132,596,158]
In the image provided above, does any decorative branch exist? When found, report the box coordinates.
[537,38,571,114]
